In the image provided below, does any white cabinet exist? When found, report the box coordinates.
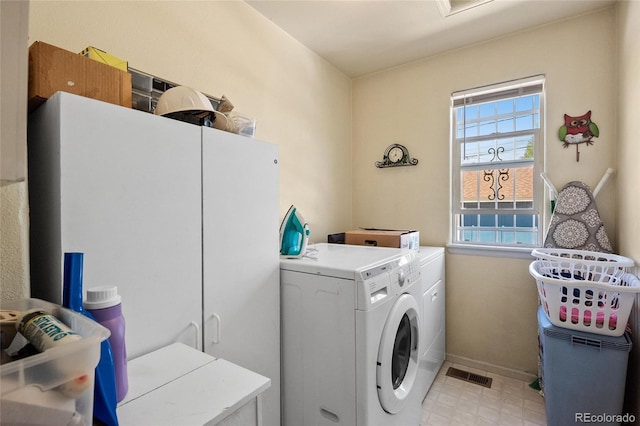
[118,343,270,426]
[28,92,280,426]
[201,127,280,426]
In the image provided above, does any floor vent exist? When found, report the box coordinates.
[445,367,492,388]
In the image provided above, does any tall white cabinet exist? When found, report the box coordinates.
[28,92,281,426]
[201,129,280,388]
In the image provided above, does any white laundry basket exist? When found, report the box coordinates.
[531,248,635,269]
[529,257,640,337]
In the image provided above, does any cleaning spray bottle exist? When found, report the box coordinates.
[84,286,128,402]
[63,252,119,426]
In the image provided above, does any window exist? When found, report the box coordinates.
[451,76,545,250]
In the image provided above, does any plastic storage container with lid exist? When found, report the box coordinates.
[0,298,109,426]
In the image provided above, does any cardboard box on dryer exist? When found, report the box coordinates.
[345,229,419,250]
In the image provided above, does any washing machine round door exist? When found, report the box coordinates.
[376,293,420,414]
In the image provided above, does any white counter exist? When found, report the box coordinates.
[117,343,271,426]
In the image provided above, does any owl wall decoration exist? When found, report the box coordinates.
[558,110,599,162]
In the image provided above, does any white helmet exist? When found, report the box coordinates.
[155,86,214,117]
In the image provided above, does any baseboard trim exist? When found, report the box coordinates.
[445,353,538,383]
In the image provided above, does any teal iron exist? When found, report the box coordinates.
[279,205,310,258]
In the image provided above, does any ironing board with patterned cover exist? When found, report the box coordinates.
[543,181,612,253]
[537,181,613,396]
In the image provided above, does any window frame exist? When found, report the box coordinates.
[448,76,546,258]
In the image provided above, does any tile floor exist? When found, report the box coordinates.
[421,361,547,426]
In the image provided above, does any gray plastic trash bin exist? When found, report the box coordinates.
[538,306,632,425]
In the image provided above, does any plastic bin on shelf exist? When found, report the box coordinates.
[530,259,640,336]
[1,298,109,426]
[538,306,631,426]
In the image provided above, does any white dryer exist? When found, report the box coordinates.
[416,246,446,400]
[280,243,423,426]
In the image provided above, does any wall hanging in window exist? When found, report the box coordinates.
[558,110,599,162]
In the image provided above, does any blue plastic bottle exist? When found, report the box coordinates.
[85,286,129,402]
[63,252,119,426]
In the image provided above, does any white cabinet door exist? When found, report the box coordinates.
[28,92,203,359]
[201,127,280,426]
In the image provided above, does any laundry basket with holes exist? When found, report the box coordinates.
[529,257,640,337]
[531,248,635,269]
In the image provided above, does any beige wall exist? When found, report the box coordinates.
[616,0,640,417]
[617,2,640,262]
[0,183,30,301]
[28,0,353,242]
[0,0,353,301]
[352,7,618,378]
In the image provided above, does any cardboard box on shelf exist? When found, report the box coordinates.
[345,229,419,250]
[28,41,132,112]
[80,46,128,71]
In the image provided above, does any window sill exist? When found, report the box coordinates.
[446,243,537,260]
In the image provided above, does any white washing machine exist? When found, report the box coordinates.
[416,246,446,401]
[280,243,424,426]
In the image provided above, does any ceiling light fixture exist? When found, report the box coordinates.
[436,0,495,17]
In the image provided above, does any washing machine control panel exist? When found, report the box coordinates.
[357,252,420,310]
[393,256,421,289]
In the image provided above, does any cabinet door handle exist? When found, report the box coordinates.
[211,313,221,344]
[189,321,201,351]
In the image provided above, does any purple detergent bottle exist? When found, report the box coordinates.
[85,286,129,402]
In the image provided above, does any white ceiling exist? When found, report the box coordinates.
[246,0,617,77]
